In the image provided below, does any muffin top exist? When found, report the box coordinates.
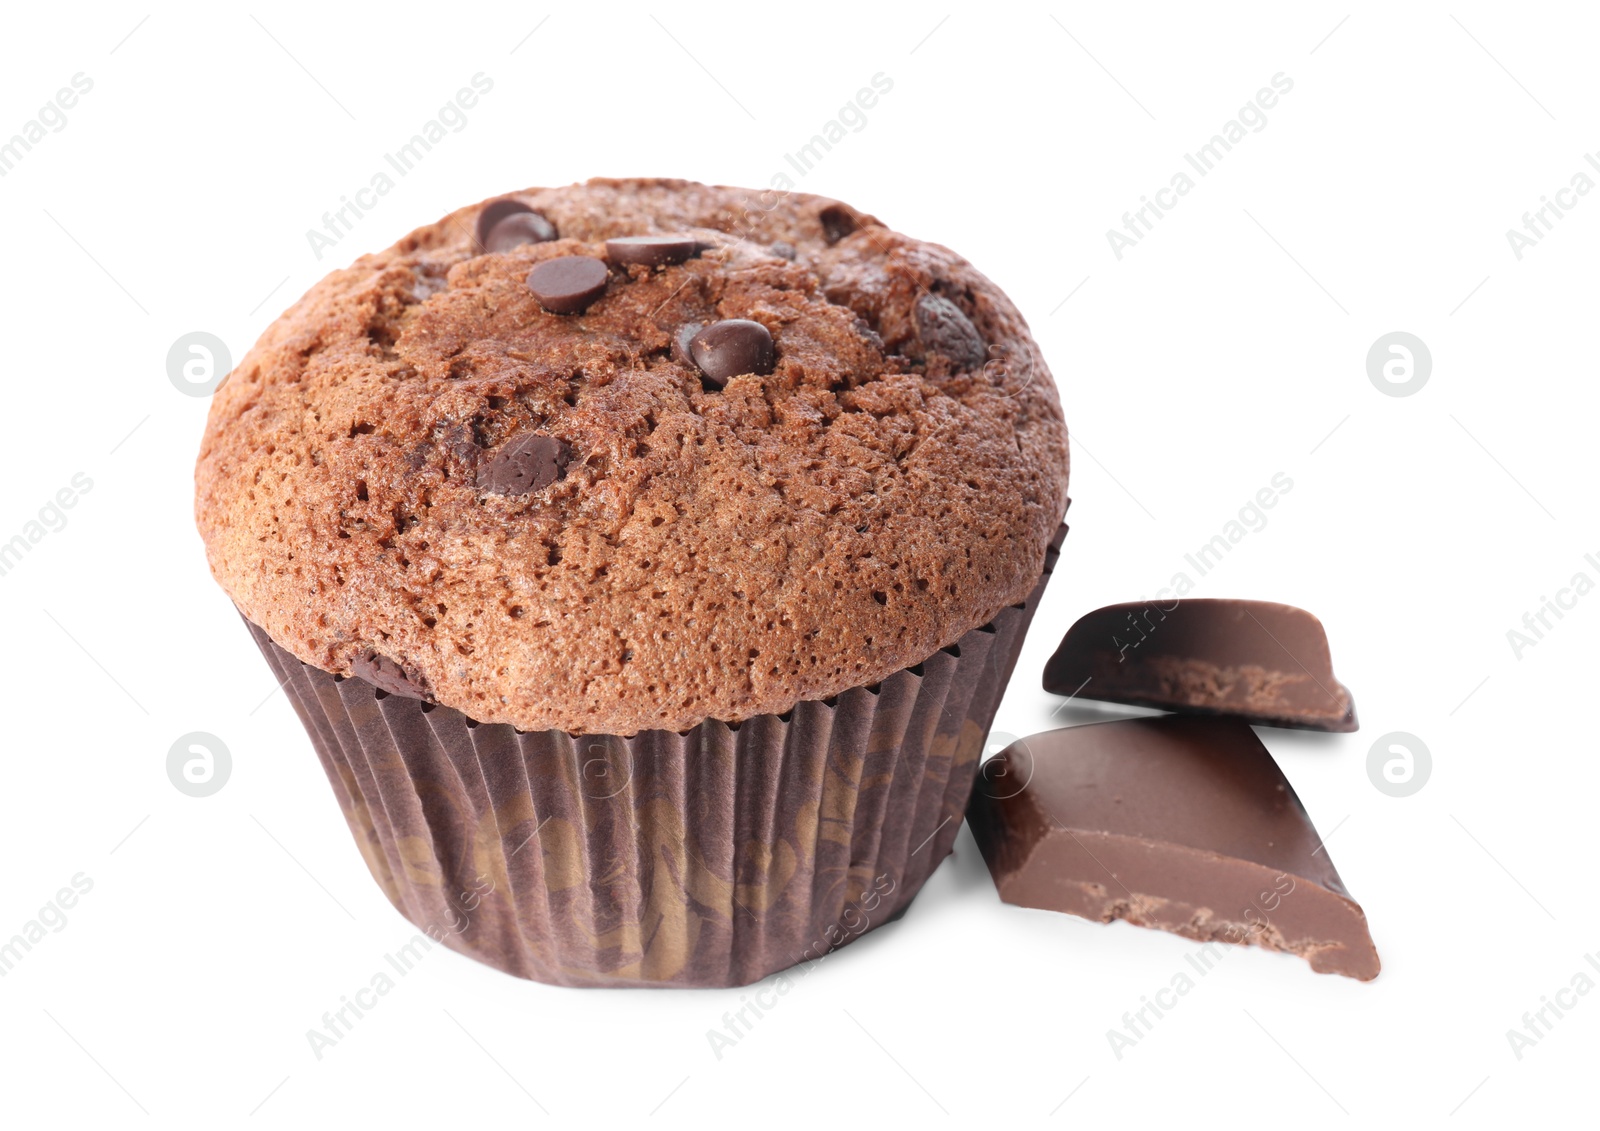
[196,178,1069,735]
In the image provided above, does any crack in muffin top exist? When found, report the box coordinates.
[196,178,1070,735]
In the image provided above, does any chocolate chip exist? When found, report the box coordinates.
[671,321,704,367]
[913,294,986,370]
[484,211,557,253]
[605,235,701,268]
[818,205,857,244]
[351,651,429,700]
[688,320,776,388]
[526,256,609,314]
[478,433,571,495]
[475,199,557,249]
[770,240,796,260]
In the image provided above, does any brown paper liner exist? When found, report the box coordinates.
[246,526,1064,987]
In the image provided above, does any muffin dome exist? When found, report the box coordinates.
[195,178,1069,734]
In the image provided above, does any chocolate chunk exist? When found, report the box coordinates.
[350,651,429,700]
[475,199,557,250]
[670,321,704,367]
[605,235,701,268]
[484,212,557,253]
[526,256,609,314]
[818,204,857,244]
[913,294,987,370]
[477,433,571,495]
[1044,599,1357,732]
[967,717,1380,980]
[688,319,775,388]
[770,240,796,260]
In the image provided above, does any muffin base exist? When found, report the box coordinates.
[245,526,1064,988]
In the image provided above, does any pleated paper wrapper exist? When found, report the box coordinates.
[246,526,1064,988]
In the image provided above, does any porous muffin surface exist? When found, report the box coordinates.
[196,178,1069,735]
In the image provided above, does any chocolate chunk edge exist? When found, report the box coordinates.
[1044,598,1358,732]
[966,717,1380,981]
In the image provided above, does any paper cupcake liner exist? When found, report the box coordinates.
[245,526,1064,988]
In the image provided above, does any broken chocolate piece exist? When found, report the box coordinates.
[967,716,1380,980]
[1043,598,1357,732]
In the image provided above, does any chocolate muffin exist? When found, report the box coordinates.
[196,178,1069,987]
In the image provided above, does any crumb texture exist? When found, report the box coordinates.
[196,178,1069,734]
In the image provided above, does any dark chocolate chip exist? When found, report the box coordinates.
[818,204,857,244]
[526,256,609,314]
[689,320,775,388]
[671,321,704,367]
[475,199,558,248]
[477,433,572,495]
[484,211,557,253]
[913,294,987,370]
[770,240,796,260]
[605,235,701,268]
[351,651,429,700]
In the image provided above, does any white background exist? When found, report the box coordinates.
[1,2,1594,1126]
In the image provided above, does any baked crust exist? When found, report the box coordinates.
[195,178,1069,734]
